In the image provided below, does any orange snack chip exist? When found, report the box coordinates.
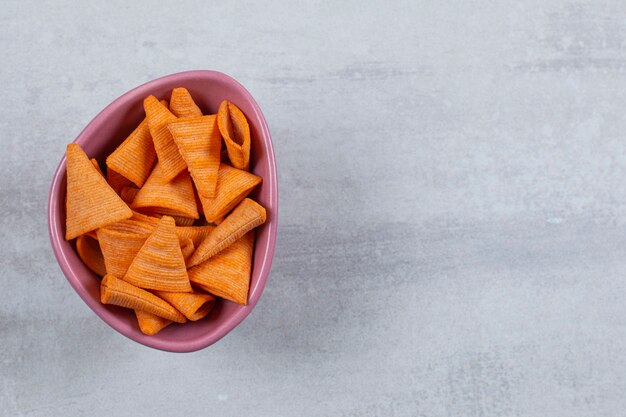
[131,163,199,219]
[198,163,261,223]
[154,291,215,321]
[135,310,173,335]
[76,234,107,276]
[217,100,251,171]
[97,227,150,278]
[189,231,254,305]
[168,115,221,199]
[106,119,157,187]
[144,95,186,182]
[169,87,202,118]
[65,144,132,240]
[123,216,192,293]
[100,274,186,323]
[187,198,266,267]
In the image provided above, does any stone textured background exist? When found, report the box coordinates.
[2,1,626,416]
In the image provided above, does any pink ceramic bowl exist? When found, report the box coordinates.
[48,70,278,352]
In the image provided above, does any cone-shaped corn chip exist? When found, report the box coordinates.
[187,198,265,267]
[169,87,202,118]
[180,238,195,262]
[189,232,254,305]
[135,310,173,335]
[176,225,214,248]
[85,230,98,240]
[106,168,134,194]
[217,100,251,171]
[120,186,139,204]
[65,144,132,240]
[131,163,199,219]
[100,274,186,323]
[155,290,215,321]
[91,158,104,176]
[123,216,192,293]
[106,119,157,187]
[76,234,107,276]
[168,115,221,199]
[144,95,186,181]
[97,227,150,278]
[198,163,261,223]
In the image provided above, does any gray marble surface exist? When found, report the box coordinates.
[2,0,626,416]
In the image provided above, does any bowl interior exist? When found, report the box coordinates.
[48,71,277,352]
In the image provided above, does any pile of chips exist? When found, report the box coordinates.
[65,88,266,335]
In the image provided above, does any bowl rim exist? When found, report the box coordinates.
[47,70,278,352]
